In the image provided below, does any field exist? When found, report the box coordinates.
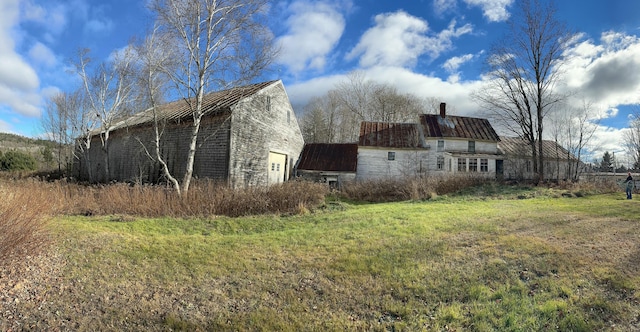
[2,181,640,331]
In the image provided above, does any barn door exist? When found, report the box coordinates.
[268,152,287,185]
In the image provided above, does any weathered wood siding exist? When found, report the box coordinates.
[503,157,573,181]
[228,82,305,188]
[74,113,231,183]
[356,148,429,180]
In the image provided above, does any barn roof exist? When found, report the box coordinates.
[105,80,279,133]
[419,114,500,142]
[297,143,358,172]
[498,137,577,160]
[358,122,424,148]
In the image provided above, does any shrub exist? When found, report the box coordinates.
[0,180,53,263]
[47,179,329,218]
[340,174,491,203]
[0,150,38,171]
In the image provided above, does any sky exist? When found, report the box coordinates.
[2,0,640,165]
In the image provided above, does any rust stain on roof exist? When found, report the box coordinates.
[420,114,500,142]
[358,122,424,148]
[297,143,358,172]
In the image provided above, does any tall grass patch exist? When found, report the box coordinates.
[43,179,328,218]
[0,179,54,262]
[340,174,491,202]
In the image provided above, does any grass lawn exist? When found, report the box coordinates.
[7,190,640,331]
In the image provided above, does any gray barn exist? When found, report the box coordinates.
[74,80,304,188]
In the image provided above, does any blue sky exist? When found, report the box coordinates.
[2,0,640,164]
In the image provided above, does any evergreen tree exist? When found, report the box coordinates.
[600,151,613,172]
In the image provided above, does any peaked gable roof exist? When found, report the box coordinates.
[297,143,358,172]
[359,122,424,148]
[107,80,280,133]
[419,114,500,142]
[498,137,577,160]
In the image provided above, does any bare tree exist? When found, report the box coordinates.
[550,98,599,181]
[300,72,430,143]
[624,110,640,170]
[133,25,184,193]
[74,47,137,182]
[473,0,572,183]
[148,0,276,193]
[41,89,83,172]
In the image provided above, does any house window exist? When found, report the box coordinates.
[271,163,275,171]
[388,152,396,161]
[469,158,478,172]
[437,156,444,170]
[481,159,488,172]
[468,141,475,153]
[437,140,444,152]
[526,160,532,172]
[276,163,280,172]
[457,158,467,172]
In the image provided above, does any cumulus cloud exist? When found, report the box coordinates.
[463,0,514,22]
[346,11,472,68]
[276,0,348,73]
[562,31,640,111]
[0,0,42,118]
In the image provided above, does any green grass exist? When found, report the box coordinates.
[17,191,640,331]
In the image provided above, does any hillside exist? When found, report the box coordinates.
[0,132,62,171]
[0,132,57,152]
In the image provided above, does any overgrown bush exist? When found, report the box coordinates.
[47,179,329,218]
[0,180,54,263]
[340,174,491,203]
[0,150,37,171]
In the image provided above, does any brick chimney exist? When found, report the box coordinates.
[439,102,446,118]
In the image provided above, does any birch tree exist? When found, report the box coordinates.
[74,47,137,182]
[148,0,276,193]
[473,0,572,183]
[134,26,183,193]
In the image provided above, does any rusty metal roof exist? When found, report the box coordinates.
[297,143,358,172]
[498,137,577,160]
[105,80,279,133]
[420,114,500,142]
[358,122,424,148]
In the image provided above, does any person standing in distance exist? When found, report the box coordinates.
[625,172,634,200]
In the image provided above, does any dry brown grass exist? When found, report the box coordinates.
[41,179,329,218]
[0,179,55,263]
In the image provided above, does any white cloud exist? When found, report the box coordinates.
[28,42,57,67]
[0,0,41,117]
[463,0,513,22]
[346,11,472,68]
[433,0,457,15]
[21,1,68,36]
[0,119,15,134]
[562,31,640,112]
[443,53,475,73]
[85,18,114,34]
[276,0,348,73]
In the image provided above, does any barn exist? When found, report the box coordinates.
[74,80,304,188]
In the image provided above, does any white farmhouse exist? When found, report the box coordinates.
[356,103,502,180]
